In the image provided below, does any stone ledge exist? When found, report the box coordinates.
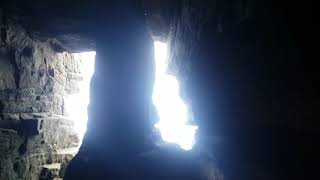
[0,99,63,114]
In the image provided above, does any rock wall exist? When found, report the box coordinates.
[0,18,85,180]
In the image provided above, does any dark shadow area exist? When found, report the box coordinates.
[187,1,317,179]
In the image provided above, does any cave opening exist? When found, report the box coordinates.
[152,41,198,150]
[64,51,95,147]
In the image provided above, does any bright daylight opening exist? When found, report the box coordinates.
[152,41,198,150]
[64,51,95,147]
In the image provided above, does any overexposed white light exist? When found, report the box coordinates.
[64,51,95,146]
[152,41,198,150]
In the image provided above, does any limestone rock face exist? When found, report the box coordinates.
[0,16,85,180]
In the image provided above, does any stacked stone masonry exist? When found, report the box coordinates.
[1,18,83,180]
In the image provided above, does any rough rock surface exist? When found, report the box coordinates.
[0,16,85,180]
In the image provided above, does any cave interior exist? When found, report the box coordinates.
[0,0,317,180]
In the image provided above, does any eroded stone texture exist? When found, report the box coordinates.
[0,17,83,180]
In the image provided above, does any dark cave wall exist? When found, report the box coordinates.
[185,1,317,179]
